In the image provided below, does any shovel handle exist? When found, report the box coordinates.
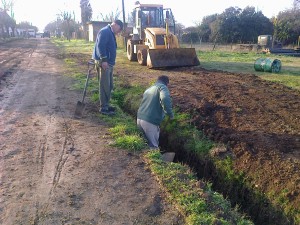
[81,73,89,103]
[81,60,96,103]
[88,59,95,66]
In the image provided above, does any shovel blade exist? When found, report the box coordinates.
[74,101,86,119]
[161,152,175,162]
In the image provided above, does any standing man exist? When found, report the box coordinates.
[92,19,123,115]
[137,75,174,149]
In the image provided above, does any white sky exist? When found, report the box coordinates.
[12,0,295,32]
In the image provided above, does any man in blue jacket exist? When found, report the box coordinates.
[137,75,174,149]
[92,19,123,115]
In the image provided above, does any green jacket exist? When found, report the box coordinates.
[137,81,174,126]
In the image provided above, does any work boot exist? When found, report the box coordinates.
[108,106,116,112]
[100,108,115,116]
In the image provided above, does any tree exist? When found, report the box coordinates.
[218,7,242,43]
[198,14,218,42]
[44,21,57,34]
[97,8,122,22]
[80,0,92,24]
[191,6,275,45]
[0,0,16,37]
[239,7,273,43]
[276,8,300,45]
[181,26,200,44]
[60,11,76,41]
[175,22,185,41]
[16,21,37,30]
[80,0,92,38]
[1,0,14,15]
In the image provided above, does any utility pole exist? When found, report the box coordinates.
[122,0,127,51]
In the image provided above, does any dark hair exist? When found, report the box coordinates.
[157,75,169,85]
[114,19,123,30]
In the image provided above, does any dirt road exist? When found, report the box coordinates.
[0,39,182,224]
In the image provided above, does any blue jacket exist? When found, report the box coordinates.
[92,24,117,66]
[137,81,174,126]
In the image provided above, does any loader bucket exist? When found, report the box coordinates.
[147,48,200,69]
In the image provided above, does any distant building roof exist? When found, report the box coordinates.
[86,21,111,25]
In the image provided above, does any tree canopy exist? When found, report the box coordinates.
[80,0,92,25]
[181,5,300,45]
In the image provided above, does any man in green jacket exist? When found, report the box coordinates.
[137,75,174,148]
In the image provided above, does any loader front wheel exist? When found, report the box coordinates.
[127,40,137,61]
[137,49,147,65]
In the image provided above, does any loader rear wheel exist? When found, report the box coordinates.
[137,49,147,65]
[127,40,137,61]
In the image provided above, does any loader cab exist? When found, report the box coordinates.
[132,3,176,40]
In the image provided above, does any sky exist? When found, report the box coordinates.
[11,0,295,32]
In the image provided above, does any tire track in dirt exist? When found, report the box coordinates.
[0,41,36,79]
[0,39,77,224]
[32,108,77,224]
[51,108,75,189]
[36,135,47,175]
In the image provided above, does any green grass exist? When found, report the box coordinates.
[195,50,300,90]
[54,38,94,54]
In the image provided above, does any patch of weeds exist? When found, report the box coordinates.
[215,157,246,182]
[267,189,300,223]
[184,129,214,157]
[112,88,127,106]
[112,134,146,152]
[109,123,141,138]
[214,157,248,200]
[90,92,98,102]
[161,111,214,157]
[96,107,147,152]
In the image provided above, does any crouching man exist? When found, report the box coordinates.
[137,75,174,150]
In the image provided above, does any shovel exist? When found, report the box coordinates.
[161,152,175,162]
[74,60,95,119]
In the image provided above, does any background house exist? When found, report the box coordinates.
[86,21,110,42]
[86,21,131,48]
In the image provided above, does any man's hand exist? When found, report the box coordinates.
[101,61,109,70]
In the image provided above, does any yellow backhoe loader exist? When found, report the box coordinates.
[126,2,200,69]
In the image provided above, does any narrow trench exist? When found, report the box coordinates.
[159,131,293,225]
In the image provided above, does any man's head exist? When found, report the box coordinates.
[157,75,169,86]
[112,19,123,34]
